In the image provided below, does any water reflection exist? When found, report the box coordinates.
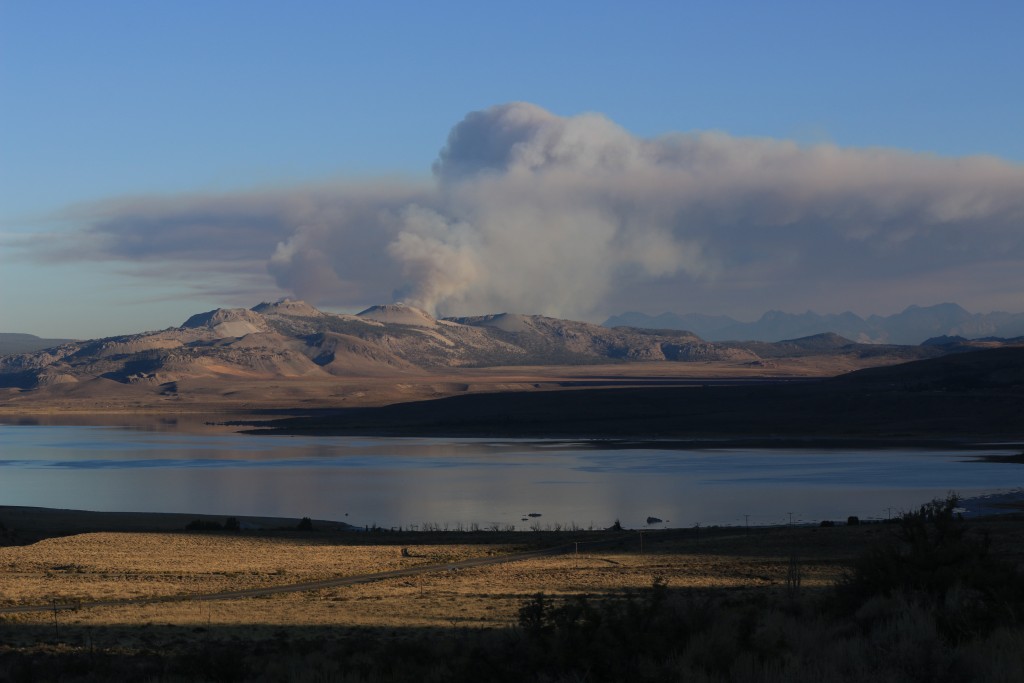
[0,424,1021,529]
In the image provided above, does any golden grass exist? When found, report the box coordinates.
[4,519,1023,681]
[8,516,1016,648]
[0,527,855,653]
[0,532,505,606]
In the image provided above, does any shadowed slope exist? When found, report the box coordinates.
[252,347,1024,441]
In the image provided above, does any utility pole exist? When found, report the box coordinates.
[744,514,750,534]
[787,512,794,526]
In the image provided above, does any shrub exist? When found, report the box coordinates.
[836,494,1024,636]
[517,593,552,638]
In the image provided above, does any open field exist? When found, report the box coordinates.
[0,526,851,644]
[3,507,1024,680]
[0,514,1021,638]
[0,532,510,607]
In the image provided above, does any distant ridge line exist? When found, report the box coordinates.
[603,303,1024,345]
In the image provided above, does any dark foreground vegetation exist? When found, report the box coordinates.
[2,497,1023,682]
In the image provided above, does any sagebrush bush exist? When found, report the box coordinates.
[837,494,1024,638]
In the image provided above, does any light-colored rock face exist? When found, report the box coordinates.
[34,372,78,385]
[356,303,437,328]
[0,299,786,392]
[210,320,264,338]
[471,313,534,334]
[180,308,269,337]
[250,299,323,318]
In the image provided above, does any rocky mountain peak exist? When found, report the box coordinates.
[179,308,269,337]
[251,299,323,317]
[459,313,536,334]
[356,303,437,327]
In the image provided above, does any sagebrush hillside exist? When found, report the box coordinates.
[0,300,758,390]
[4,299,1013,412]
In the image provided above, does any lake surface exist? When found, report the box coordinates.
[0,423,1021,529]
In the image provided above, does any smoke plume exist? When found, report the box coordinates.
[33,102,1024,318]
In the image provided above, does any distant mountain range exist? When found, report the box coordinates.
[0,333,75,356]
[6,299,1016,390]
[603,303,1024,345]
[5,300,1020,412]
[0,300,756,391]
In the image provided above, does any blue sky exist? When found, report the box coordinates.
[2,1,1023,337]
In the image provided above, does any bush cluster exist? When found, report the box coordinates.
[184,517,240,531]
[837,494,1024,638]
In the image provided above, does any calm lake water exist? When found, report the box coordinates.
[0,423,1021,529]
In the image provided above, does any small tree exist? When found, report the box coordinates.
[224,517,240,531]
[837,493,1024,634]
[518,593,551,637]
[186,519,222,531]
[297,517,314,531]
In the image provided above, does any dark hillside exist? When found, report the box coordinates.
[253,347,1024,441]
[832,345,1024,391]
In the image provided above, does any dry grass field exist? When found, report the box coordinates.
[3,514,1024,681]
[0,533,504,606]
[0,523,886,646]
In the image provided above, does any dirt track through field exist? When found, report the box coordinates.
[0,535,635,615]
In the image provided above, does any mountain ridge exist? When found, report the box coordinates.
[0,300,759,392]
[0,333,76,356]
[4,300,1018,412]
[604,303,1024,344]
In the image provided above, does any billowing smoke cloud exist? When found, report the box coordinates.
[31,102,1024,318]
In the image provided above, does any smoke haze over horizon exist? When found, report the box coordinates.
[18,103,1024,327]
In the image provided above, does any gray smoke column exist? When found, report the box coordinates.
[386,102,1024,317]
[389,102,715,316]
[34,102,1024,318]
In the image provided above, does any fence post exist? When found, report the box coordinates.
[51,599,59,640]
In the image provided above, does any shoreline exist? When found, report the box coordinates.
[0,505,355,545]
[5,488,1024,546]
